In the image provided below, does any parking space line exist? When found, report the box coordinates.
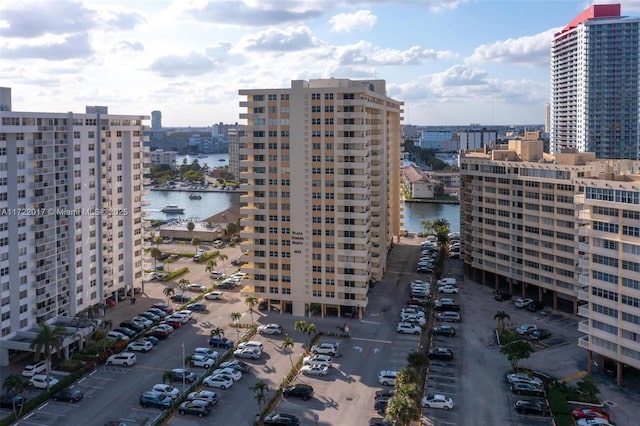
[351,337,393,344]
[427,374,457,380]
[79,384,105,390]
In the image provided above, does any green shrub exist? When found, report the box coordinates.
[548,385,571,417]
[164,267,189,281]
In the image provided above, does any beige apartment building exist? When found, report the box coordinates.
[460,137,640,384]
[238,79,403,318]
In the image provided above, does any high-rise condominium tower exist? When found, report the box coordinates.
[0,88,148,365]
[238,79,403,318]
[550,3,640,159]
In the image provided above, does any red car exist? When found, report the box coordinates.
[571,407,611,421]
[407,298,427,307]
[105,297,116,307]
[161,319,182,329]
[152,303,174,314]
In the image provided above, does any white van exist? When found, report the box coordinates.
[437,278,457,286]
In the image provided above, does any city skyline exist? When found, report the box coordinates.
[2,0,639,127]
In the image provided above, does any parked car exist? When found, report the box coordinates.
[178,399,211,417]
[506,372,543,386]
[237,341,264,352]
[132,316,153,327]
[377,370,398,386]
[436,311,461,322]
[151,303,173,314]
[189,354,216,368]
[576,418,614,426]
[139,311,161,322]
[203,374,234,389]
[510,382,545,397]
[264,413,300,425]
[120,321,144,332]
[0,394,26,409]
[219,360,251,372]
[139,390,173,410]
[142,336,160,346]
[396,322,422,335]
[529,329,552,341]
[514,297,534,308]
[495,290,512,301]
[212,368,242,381]
[572,407,612,421]
[400,314,426,325]
[368,417,392,426]
[514,400,548,415]
[515,324,537,335]
[209,336,234,349]
[258,323,283,335]
[106,331,130,341]
[421,394,454,410]
[209,271,225,280]
[303,354,332,367]
[374,397,390,414]
[112,327,136,338]
[438,285,459,294]
[234,347,262,359]
[433,325,456,337]
[193,347,219,358]
[145,327,169,339]
[52,387,83,403]
[152,384,180,400]
[170,368,197,383]
[29,374,59,389]
[427,347,454,361]
[106,352,137,367]
[127,340,154,352]
[375,389,395,400]
[171,294,192,303]
[187,283,208,293]
[283,384,314,400]
[186,302,207,312]
[204,291,223,300]
[301,364,329,376]
[527,301,546,312]
[21,361,46,377]
[147,308,168,318]
[186,390,219,406]
[311,342,339,356]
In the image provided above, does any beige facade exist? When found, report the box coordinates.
[0,89,148,365]
[402,165,436,199]
[149,149,177,167]
[461,138,640,384]
[238,79,403,318]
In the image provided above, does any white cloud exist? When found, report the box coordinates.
[148,51,219,77]
[332,42,457,66]
[329,10,377,32]
[0,0,96,38]
[239,26,320,51]
[466,28,558,67]
[0,33,93,60]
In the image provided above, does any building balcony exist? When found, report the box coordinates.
[577,288,590,301]
[578,209,591,221]
[578,258,590,269]
[578,335,589,349]
[578,242,590,253]
[577,305,589,318]
[578,320,589,334]
[574,194,585,204]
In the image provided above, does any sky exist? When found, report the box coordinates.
[1,0,640,127]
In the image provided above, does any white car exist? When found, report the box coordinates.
[438,285,459,294]
[396,322,422,335]
[258,323,283,335]
[237,341,264,352]
[29,374,59,389]
[22,361,46,377]
[154,324,174,333]
[209,271,225,280]
[106,352,137,367]
[401,315,426,326]
[303,354,332,367]
[311,343,339,356]
[515,324,537,335]
[234,347,261,359]
[421,394,454,410]
[127,340,153,352]
[506,372,543,386]
[152,383,180,399]
[514,298,534,308]
[212,368,242,381]
[576,418,614,426]
[401,308,425,317]
[190,354,216,368]
[204,291,223,300]
[187,283,207,293]
[132,316,153,327]
[301,364,329,376]
[411,280,428,286]
[434,298,456,306]
[106,331,130,341]
[178,309,193,320]
[193,347,219,358]
[187,390,219,405]
[203,374,234,389]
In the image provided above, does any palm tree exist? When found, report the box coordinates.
[178,278,190,298]
[421,219,434,237]
[230,312,241,341]
[2,374,31,417]
[187,221,195,234]
[163,286,175,304]
[395,367,419,389]
[252,380,268,418]
[163,257,174,273]
[226,221,240,238]
[206,259,218,277]
[494,310,510,330]
[218,253,229,274]
[191,236,202,253]
[210,327,224,339]
[162,370,175,385]
[407,351,429,371]
[245,296,257,324]
[154,235,163,247]
[385,390,421,426]
[101,319,113,332]
[30,322,66,391]
[149,247,162,268]
[294,320,316,348]
[282,337,295,370]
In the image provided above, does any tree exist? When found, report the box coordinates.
[2,374,31,418]
[282,337,295,370]
[100,319,113,332]
[252,380,268,417]
[230,312,241,341]
[162,370,175,385]
[163,257,174,272]
[178,278,190,298]
[206,259,218,275]
[385,389,421,426]
[149,247,162,268]
[294,320,316,348]
[191,237,202,253]
[395,368,419,389]
[226,221,240,237]
[500,339,533,370]
[245,296,257,324]
[163,286,175,304]
[494,310,511,330]
[576,375,600,400]
[407,351,429,372]
[218,253,229,274]
[187,221,195,234]
[421,219,434,236]
[154,235,163,247]
[30,322,66,391]
[210,327,224,339]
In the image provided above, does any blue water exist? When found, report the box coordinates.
[146,153,461,230]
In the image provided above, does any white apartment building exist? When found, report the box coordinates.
[238,79,403,318]
[550,3,640,159]
[149,149,178,168]
[0,88,148,365]
[460,138,640,385]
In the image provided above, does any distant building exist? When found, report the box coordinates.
[418,130,454,151]
[426,170,460,190]
[227,127,243,182]
[151,110,162,130]
[550,3,640,159]
[402,165,437,199]
[456,129,498,150]
[149,149,178,167]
